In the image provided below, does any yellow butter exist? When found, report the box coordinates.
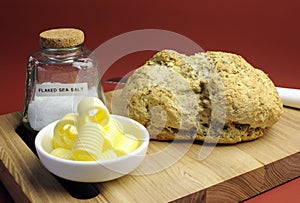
[51,97,140,161]
[99,150,118,161]
[72,122,105,161]
[77,97,110,127]
[104,118,125,150]
[53,113,78,149]
[50,148,73,160]
[114,134,140,157]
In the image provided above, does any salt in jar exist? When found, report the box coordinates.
[23,28,106,131]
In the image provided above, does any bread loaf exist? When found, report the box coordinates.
[112,50,283,144]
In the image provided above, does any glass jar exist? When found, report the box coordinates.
[23,28,106,132]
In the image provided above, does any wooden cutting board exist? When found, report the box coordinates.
[0,91,300,202]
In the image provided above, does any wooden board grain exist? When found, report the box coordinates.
[0,92,300,202]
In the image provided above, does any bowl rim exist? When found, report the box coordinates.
[35,114,150,166]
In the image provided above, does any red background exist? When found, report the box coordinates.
[1,0,300,115]
[0,0,299,202]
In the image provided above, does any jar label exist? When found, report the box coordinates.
[35,83,88,97]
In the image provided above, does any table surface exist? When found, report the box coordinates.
[0,90,300,202]
[1,1,300,202]
[2,179,298,203]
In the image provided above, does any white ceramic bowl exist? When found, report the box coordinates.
[35,115,149,183]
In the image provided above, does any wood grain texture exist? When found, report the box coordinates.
[0,92,299,202]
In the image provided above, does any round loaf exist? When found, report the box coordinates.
[113,50,283,144]
[206,51,283,128]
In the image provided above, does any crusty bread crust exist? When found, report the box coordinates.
[206,51,283,128]
[113,50,283,144]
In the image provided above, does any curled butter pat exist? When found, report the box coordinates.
[72,122,105,161]
[50,148,73,160]
[114,134,139,156]
[53,113,78,149]
[99,150,118,161]
[77,97,110,127]
[103,118,125,151]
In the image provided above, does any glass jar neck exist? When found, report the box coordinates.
[41,44,84,62]
[41,44,83,55]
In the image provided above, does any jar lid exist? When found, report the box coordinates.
[39,28,85,49]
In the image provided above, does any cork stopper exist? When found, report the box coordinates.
[39,28,85,49]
